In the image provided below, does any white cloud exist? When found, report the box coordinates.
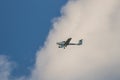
[0,55,29,80]
[31,0,120,80]
[0,55,14,80]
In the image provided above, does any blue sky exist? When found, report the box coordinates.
[0,0,67,77]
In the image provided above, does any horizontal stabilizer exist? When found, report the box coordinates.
[77,39,83,45]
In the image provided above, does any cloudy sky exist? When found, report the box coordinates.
[0,0,67,79]
[0,0,120,80]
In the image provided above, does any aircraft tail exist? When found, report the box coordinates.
[77,39,83,45]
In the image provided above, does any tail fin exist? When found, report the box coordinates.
[77,39,83,45]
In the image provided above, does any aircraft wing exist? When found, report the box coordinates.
[64,38,72,46]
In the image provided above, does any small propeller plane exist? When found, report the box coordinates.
[56,38,83,49]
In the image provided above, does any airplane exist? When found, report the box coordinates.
[56,38,83,49]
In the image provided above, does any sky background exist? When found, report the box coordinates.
[0,0,67,78]
[0,0,120,80]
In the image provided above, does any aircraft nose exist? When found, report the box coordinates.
[56,42,59,45]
